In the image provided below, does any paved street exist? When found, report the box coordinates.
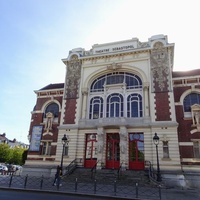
[0,189,113,200]
[0,187,200,200]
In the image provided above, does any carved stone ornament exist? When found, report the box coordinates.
[119,126,127,154]
[97,127,105,154]
[44,112,54,131]
[107,62,122,70]
[150,42,170,92]
[191,104,200,124]
[190,104,200,133]
[65,54,82,99]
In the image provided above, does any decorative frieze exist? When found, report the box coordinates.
[150,42,170,92]
[65,54,82,99]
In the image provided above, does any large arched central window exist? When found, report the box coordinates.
[90,72,142,92]
[89,72,143,119]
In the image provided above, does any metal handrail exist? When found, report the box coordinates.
[64,159,77,176]
[145,160,159,184]
[117,162,123,180]
[91,160,99,179]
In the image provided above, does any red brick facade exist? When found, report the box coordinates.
[155,93,171,121]
[63,99,76,124]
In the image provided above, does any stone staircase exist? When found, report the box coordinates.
[117,169,151,186]
[63,167,152,186]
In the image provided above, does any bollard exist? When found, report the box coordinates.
[24,175,28,188]
[9,174,13,187]
[57,176,60,190]
[114,180,117,196]
[159,184,162,200]
[40,175,44,189]
[136,182,138,198]
[94,179,97,194]
[75,178,78,192]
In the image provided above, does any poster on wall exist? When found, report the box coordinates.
[29,125,43,151]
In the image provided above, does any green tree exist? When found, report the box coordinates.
[0,143,28,165]
[22,149,28,164]
[9,146,27,165]
[0,143,12,163]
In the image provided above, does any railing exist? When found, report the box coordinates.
[117,162,123,180]
[0,173,162,199]
[145,160,160,184]
[91,160,99,179]
[64,159,77,176]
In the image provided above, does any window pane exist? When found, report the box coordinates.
[64,146,68,156]
[163,141,169,158]
[47,143,51,155]
[45,103,59,117]
[184,93,200,112]
[127,94,142,117]
[107,93,123,117]
[193,142,200,158]
[90,72,142,92]
[89,97,103,119]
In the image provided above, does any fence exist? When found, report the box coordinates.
[0,174,162,199]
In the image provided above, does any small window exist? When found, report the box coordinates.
[193,141,200,158]
[63,146,69,156]
[45,103,59,118]
[183,93,200,112]
[163,141,169,158]
[41,142,51,155]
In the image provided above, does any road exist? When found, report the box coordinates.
[0,189,114,200]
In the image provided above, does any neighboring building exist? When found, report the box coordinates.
[173,70,200,172]
[25,35,200,187]
[0,133,8,144]
[0,133,28,148]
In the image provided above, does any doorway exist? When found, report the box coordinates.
[84,134,97,168]
[106,133,120,169]
[129,133,144,170]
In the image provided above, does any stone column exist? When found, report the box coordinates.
[119,126,128,170]
[81,88,88,119]
[96,127,105,169]
[143,82,150,117]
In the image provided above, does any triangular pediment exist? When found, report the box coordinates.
[191,104,200,111]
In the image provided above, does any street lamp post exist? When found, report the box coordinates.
[153,133,162,182]
[60,134,69,171]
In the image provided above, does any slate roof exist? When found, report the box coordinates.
[172,69,200,78]
[39,83,64,91]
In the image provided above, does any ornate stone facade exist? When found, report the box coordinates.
[25,35,200,188]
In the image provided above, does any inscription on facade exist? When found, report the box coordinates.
[95,45,134,54]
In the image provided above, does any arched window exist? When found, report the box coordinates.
[107,93,123,117]
[45,103,59,118]
[89,72,143,119]
[90,72,142,92]
[183,93,200,112]
[89,97,103,119]
[127,94,142,117]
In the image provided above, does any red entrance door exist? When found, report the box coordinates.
[129,133,144,170]
[84,134,97,168]
[106,133,120,169]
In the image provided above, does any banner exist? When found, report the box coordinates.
[29,125,43,151]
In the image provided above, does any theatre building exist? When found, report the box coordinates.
[24,35,200,187]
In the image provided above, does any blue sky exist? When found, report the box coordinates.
[0,0,200,144]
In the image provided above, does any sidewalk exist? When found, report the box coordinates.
[161,188,200,200]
